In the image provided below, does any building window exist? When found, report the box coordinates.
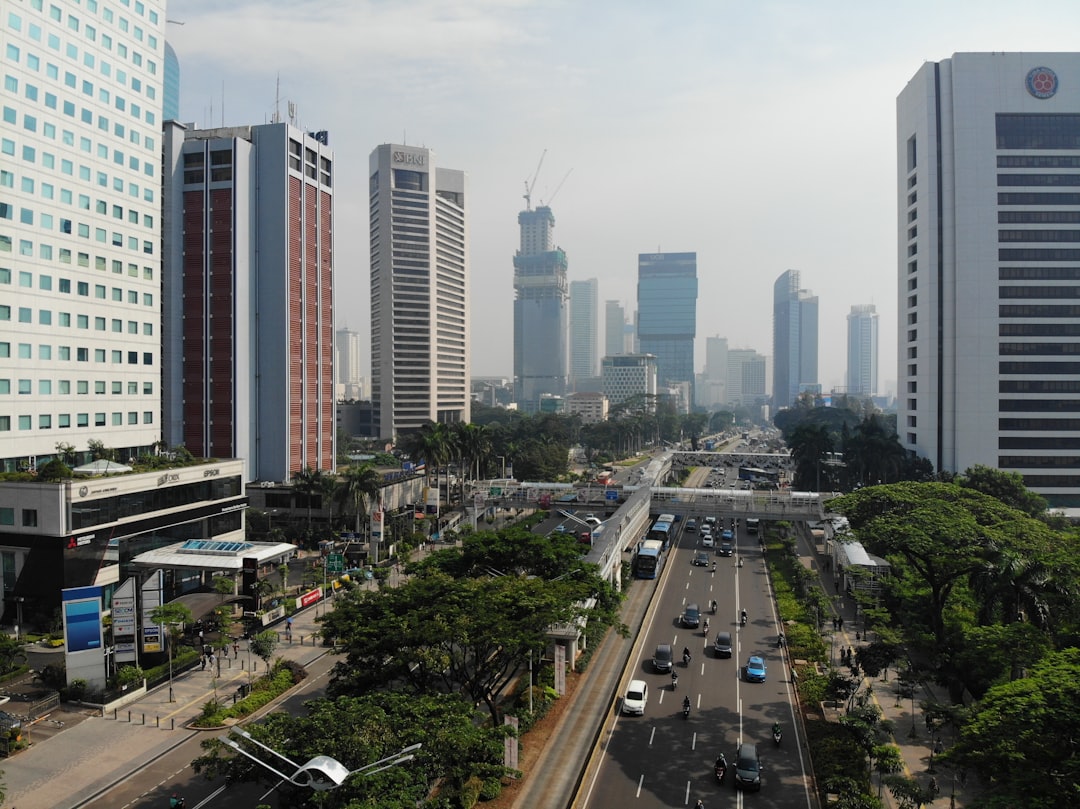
[22,509,38,527]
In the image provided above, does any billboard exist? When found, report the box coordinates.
[62,585,107,690]
[112,577,137,663]
[370,509,383,541]
[140,570,164,654]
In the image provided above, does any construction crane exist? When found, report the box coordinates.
[541,168,574,209]
[523,149,547,211]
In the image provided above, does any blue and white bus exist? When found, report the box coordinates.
[648,519,674,549]
[635,539,665,579]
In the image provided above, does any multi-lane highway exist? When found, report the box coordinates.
[578,513,814,809]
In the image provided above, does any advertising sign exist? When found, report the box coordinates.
[370,510,383,541]
[112,577,137,663]
[64,596,103,652]
[296,588,323,609]
[140,570,164,654]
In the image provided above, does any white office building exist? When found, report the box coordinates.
[846,305,878,397]
[569,278,599,387]
[601,353,657,408]
[897,52,1080,505]
[1,2,166,470]
[369,144,469,439]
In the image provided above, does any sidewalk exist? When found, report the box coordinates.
[798,528,969,809]
[4,603,330,809]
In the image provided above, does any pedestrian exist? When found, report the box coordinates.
[848,646,855,662]
[200,655,206,671]
[209,653,216,670]
[838,616,844,629]
[856,631,861,642]
[233,642,239,659]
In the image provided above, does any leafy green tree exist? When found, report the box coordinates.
[956,464,1048,518]
[884,774,938,809]
[951,647,1080,807]
[0,636,26,676]
[421,527,589,580]
[149,603,194,686]
[321,569,605,726]
[36,458,73,481]
[249,630,278,667]
[291,466,333,535]
[872,744,903,798]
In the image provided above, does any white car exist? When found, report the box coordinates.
[623,679,648,715]
[701,533,715,548]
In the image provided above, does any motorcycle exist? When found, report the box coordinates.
[714,752,728,783]
[738,557,744,568]
[169,796,187,809]
[703,619,710,636]
[773,723,783,746]
[710,600,717,615]
[740,611,747,627]
[777,633,786,648]
[682,698,691,719]
[683,649,692,666]
[671,672,678,690]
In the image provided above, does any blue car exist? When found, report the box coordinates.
[722,529,734,541]
[745,655,767,682]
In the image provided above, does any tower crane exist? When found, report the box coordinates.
[523,149,547,211]
[541,168,574,209]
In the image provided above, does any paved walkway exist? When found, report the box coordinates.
[4,604,330,809]
[796,527,971,808]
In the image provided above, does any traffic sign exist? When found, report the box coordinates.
[326,553,344,573]
[605,489,618,501]
[489,487,503,497]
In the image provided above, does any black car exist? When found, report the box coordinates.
[734,742,761,791]
[719,542,733,557]
[692,551,710,567]
[681,603,701,628]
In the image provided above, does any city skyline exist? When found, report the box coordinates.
[164,1,1080,395]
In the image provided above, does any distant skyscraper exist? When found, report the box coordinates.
[772,269,819,409]
[898,52,1080,504]
[513,206,568,411]
[369,144,469,439]
[727,349,768,407]
[569,279,599,387]
[605,300,626,357]
[163,122,336,481]
[699,336,729,407]
[336,328,364,399]
[163,41,181,121]
[637,253,698,400]
[846,305,879,397]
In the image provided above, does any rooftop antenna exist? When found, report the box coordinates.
[272,73,281,124]
[221,80,225,127]
[523,149,547,211]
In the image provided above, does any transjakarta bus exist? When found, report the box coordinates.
[738,466,779,484]
[635,539,665,579]
[647,519,674,549]
[657,512,676,525]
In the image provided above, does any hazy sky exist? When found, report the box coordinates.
[167,0,1080,396]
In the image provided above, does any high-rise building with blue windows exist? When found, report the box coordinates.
[846,304,878,397]
[569,278,598,388]
[637,253,697,403]
[513,205,568,411]
[772,269,818,410]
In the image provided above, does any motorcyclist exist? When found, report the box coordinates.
[671,671,679,688]
[740,608,747,625]
[711,599,717,613]
[683,695,691,713]
[170,795,186,809]
[777,632,785,647]
[703,617,710,634]
[711,560,717,572]
[683,646,691,663]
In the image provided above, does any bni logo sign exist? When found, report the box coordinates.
[1026,67,1058,99]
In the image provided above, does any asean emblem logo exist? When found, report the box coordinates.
[1026,67,1058,99]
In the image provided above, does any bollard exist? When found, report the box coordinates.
[171,718,175,730]
[113,708,117,720]
[141,713,146,725]
[156,716,160,727]
[127,710,131,723]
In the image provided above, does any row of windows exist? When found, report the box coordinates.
[0,341,153,364]
[998,192,1080,205]
[998,210,1080,224]
[1021,474,1080,488]
[1000,455,1080,468]
[999,399,1080,411]
[1,264,153,291]
[0,180,154,230]
[995,113,1080,150]
[1,76,157,155]
[0,411,154,430]
[0,374,153,395]
[999,267,1080,280]
[0,507,37,527]
[0,249,154,281]
[1001,323,1080,336]
[0,205,153,247]
[999,286,1080,298]
[997,174,1080,187]
[1000,436,1080,449]
[1000,379,1080,392]
[1000,361,1080,374]
[0,167,155,214]
[999,229,1080,242]
[0,231,154,258]
[1001,418,1080,430]
[0,289,153,311]
[1,133,155,196]
[998,155,1080,168]
[1000,304,1080,317]
[70,476,244,531]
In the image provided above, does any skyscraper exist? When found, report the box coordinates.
[162,122,336,481]
[700,336,728,407]
[772,269,819,409]
[513,206,568,411]
[727,349,768,408]
[897,52,1080,503]
[369,144,469,439]
[637,253,698,399]
[846,305,879,397]
[336,327,363,400]
[569,278,599,388]
[605,300,627,356]
[1,1,166,471]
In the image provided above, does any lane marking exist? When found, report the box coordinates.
[636,773,644,797]
[649,726,656,746]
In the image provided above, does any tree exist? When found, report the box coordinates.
[787,423,834,490]
[249,630,279,668]
[290,466,333,536]
[149,603,194,700]
[337,463,383,535]
[951,648,1080,808]
[956,464,1048,518]
[0,636,26,677]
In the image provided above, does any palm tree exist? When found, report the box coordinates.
[399,421,453,513]
[291,466,333,536]
[338,464,383,535]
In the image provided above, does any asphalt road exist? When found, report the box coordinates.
[577,512,813,809]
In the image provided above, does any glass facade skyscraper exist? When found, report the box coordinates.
[772,269,818,409]
[846,304,878,397]
[637,253,697,400]
[569,278,598,387]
